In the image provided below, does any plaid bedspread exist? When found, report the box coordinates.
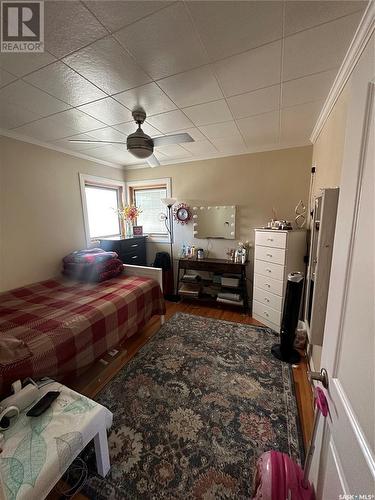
[0,274,165,395]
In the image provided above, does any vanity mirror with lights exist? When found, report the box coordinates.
[192,205,236,239]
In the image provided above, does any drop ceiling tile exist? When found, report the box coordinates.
[173,127,207,142]
[211,136,247,154]
[147,110,194,134]
[214,41,282,97]
[182,140,218,156]
[283,12,363,81]
[55,133,102,152]
[0,80,70,117]
[188,1,283,61]
[280,101,323,144]
[13,117,78,141]
[24,62,106,107]
[0,69,16,87]
[64,36,151,95]
[83,1,171,33]
[78,98,130,126]
[157,66,223,108]
[0,52,56,77]
[154,144,192,159]
[237,111,279,148]
[114,82,176,116]
[199,121,241,141]
[83,127,127,142]
[183,100,232,126]
[45,1,108,58]
[0,102,37,129]
[282,69,337,108]
[114,3,209,79]
[114,120,161,137]
[84,144,130,164]
[87,145,145,165]
[227,85,280,119]
[51,109,105,134]
[285,1,366,36]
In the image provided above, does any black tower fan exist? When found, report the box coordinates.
[271,272,304,364]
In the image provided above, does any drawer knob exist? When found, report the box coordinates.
[131,244,138,248]
[132,255,138,259]
[267,238,274,241]
[266,268,272,273]
[266,284,271,288]
[265,298,269,302]
[264,311,269,317]
[266,253,273,257]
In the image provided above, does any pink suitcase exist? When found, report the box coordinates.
[253,387,329,500]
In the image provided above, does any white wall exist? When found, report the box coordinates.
[0,136,312,297]
[0,136,125,291]
[125,146,312,298]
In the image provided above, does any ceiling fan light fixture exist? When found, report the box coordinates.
[127,128,153,159]
[128,147,153,159]
[68,108,194,167]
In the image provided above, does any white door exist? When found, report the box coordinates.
[312,34,375,497]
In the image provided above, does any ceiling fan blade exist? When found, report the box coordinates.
[152,133,194,147]
[68,139,126,145]
[147,154,160,168]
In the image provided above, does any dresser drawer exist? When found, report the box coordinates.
[120,238,145,253]
[253,287,283,312]
[122,251,144,265]
[255,231,287,249]
[254,259,285,281]
[254,273,284,296]
[100,237,147,266]
[253,300,282,326]
[255,245,286,266]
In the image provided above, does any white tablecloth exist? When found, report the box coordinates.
[0,382,112,500]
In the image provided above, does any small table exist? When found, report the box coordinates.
[177,257,249,313]
[0,382,113,499]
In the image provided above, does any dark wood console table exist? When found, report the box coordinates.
[177,257,249,314]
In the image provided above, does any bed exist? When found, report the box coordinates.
[0,265,165,395]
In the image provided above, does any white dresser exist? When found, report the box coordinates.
[252,229,306,332]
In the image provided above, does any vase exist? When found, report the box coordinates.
[125,220,133,238]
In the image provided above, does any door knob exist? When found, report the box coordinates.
[308,368,329,389]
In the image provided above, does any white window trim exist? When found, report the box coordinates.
[79,173,126,246]
[126,177,172,244]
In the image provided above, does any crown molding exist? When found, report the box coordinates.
[0,128,125,170]
[124,141,312,170]
[1,129,311,172]
[310,2,375,143]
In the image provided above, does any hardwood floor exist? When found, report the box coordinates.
[51,301,314,498]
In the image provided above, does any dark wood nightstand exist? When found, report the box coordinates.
[99,236,147,266]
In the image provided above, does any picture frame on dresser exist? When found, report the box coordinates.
[252,229,306,332]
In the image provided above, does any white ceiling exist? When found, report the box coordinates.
[0,1,366,169]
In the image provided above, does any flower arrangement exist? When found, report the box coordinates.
[116,205,142,223]
[116,205,142,238]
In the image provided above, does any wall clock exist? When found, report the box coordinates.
[173,203,192,224]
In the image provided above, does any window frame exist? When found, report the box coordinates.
[126,178,172,243]
[79,174,126,245]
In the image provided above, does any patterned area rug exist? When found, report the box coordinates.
[70,313,303,499]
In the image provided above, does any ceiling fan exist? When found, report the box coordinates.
[69,109,194,167]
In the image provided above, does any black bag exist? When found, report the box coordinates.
[153,252,171,271]
[153,252,173,296]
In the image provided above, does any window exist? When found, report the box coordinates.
[80,174,125,242]
[127,178,172,241]
[85,185,120,238]
[133,187,167,235]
